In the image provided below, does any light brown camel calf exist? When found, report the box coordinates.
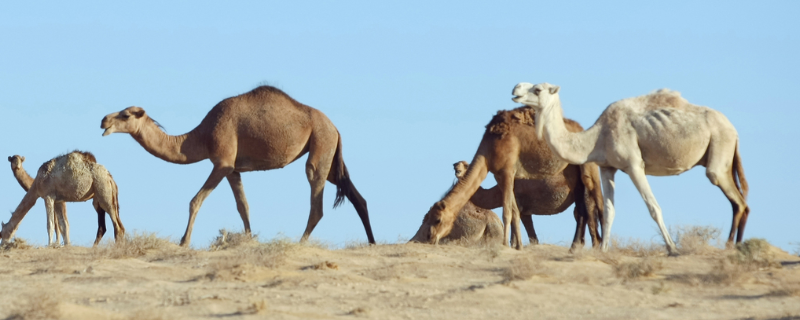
[455,160,603,248]
[410,163,504,245]
[425,106,604,249]
[101,86,374,246]
[1,151,124,246]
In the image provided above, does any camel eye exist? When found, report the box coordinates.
[434,218,441,224]
[121,114,130,119]
[533,88,541,95]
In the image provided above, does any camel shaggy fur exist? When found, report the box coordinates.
[425,106,604,249]
[1,151,124,246]
[100,86,374,246]
[512,82,749,255]
[410,162,504,245]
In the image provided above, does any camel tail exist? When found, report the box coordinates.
[732,141,748,200]
[329,132,375,244]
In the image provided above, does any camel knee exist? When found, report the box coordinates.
[706,171,720,186]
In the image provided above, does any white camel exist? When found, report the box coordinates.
[1,151,125,246]
[511,83,749,255]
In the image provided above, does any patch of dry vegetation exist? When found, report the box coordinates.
[208,229,256,251]
[502,253,547,282]
[672,225,721,255]
[95,231,173,259]
[673,238,781,286]
[237,300,268,315]
[609,236,664,257]
[0,237,32,251]
[5,289,61,320]
[613,257,664,280]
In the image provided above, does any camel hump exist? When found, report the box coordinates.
[644,89,689,110]
[72,150,97,163]
[485,106,536,136]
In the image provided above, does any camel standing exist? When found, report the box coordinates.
[8,155,110,246]
[1,151,124,246]
[100,86,375,246]
[512,82,749,255]
[425,106,604,249]
[411,162,505,245]
[456,160,603,249]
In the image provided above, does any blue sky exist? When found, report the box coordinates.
[1,1,798,251]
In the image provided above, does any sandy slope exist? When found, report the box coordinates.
[0,239,798,320]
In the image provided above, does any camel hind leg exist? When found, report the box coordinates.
[91,199,108,246]
[705,139,748,246]
[325,132,375,244]
[226,172,252,236]
[93,170,126,243]
[301,129,337,243]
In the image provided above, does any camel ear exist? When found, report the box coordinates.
[434,201,446,211]
[7,156,11,162]
[549,85,560,95]
[20,156,24,162]
[131,109,145,118]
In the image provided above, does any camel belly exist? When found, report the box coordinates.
[632,108,711,176]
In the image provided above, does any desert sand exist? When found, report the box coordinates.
[0,232,798,320]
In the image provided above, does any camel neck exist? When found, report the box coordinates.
[131,120,209,164]
[12,167,34,191]
[540,102,602,165]
[441,156,489,215]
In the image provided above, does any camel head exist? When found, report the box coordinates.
[453,161,469,179]
[101,106,149,136]
[512,82,560,139]
[425,201,457,245]
[8,155,24,171]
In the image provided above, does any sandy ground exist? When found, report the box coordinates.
[0,236,798,320]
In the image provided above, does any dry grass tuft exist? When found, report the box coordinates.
[688,238,780,286]
[730,238,779,269]
[347,307,369,316]
[1,237,32,251]
[610,236,664,257]
[672,225,721,255]
[208,229,256,251]
[206,236,298,278]
[5,289,61,320]
[614,258,664,280]
[503,254,546,282]
[306,261,339,270]
[238,300,268,315]
[95,231,173,259]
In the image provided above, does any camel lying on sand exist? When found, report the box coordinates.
[410,162,504,245]
[101,86,374,246]
[512,82,748,255]
[425,106,604,249]
[2,151,124,246]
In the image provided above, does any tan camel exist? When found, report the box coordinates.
[1,151,124,246]
[455,160,603,249]
[512,82,749,255]
[100,86,375,246]
[426,106,604,249]
[410,163,504,244]
[8,155,109,246]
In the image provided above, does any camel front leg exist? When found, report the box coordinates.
[1,191,39,244]
[497,171,522,250]
[226,172,251,236]
[599,167,617,252]
[55,201,70,246]
[181,166,233,247]
[627,165,678,256]
[520,215,538,245]
[302,159,331,243]
[43,197,57,246]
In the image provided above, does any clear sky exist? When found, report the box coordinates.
[1,1,798,251]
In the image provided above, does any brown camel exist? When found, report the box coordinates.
[1,151,124,246]
[426,106,604,250]
[8,155,109,246]
[455,160,603,249]
[100,86,375,246]
[410,162,504,245]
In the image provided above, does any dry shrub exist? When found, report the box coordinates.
[731,238,779,269]
[590,249,622,265]
[481,243,503,262]
[5,289,61,320]
[0,237,32,251]
[344,240,371,250]
[95,231,173,259]
[614,258,663,280]
[610,236,664,257]
[209,229,256,251]
[672,225,721,254]
[305,261,339,270]
[347,307,369,316]
[208,236,297,276]
[238,300,268,315]
[503,254,546,282]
